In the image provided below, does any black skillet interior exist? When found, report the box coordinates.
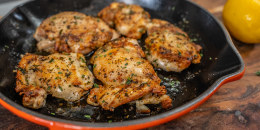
[0,0,243,123]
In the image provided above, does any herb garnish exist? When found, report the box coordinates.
[58,86,63,91]
[82,74,85,78]
[84,115,91,119]
[74,16,81,19]
[93,64,97,68]
[256,71,260,76]
[94,83,99,88]
[176,32,186,37]
[79,57,86,63]
[126,74,136,85]
[49,58,54,63]
[17,67,26,74]
[178,51,182,56]
[59,29,63,35]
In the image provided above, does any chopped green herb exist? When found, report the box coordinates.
[93,64,97,68]
[31,65,40,72]
[58,72,62,74]
[139,28,145,33]
[79,57,86,63]
[65,72,71,78]
[125,48,130,52]
[121,66,127,69]
[84,115,91,119]
[25,77,29,85]
[59,29,63,35]
[82,74,85,78]
[108,52,113,55]
[94,83,99,88]
[55,76,61,80]
[80,38,83,42]
[178,51,182,56]
[131,73,136,77]
[126,77,132,85]
[176,32,186,37]
[58,86,63,91]
[17,67,26,74]
[137,61,142,65]
[50,112,55,115]
[125,63,128,66]
[49,58,54,63]
[47,86,51,90]
[190,38,198,42]
[102,49,107,52]
[256,71,260,76]
[200,52,203,57]
[169,80,180,88]
[153,59,157,62]
[164,77,170,81]
[74,16,81,19]
[97,18,100,22]
[194,54,198,58]
[102,100,105,103]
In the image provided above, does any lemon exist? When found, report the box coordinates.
[223,0,260,44]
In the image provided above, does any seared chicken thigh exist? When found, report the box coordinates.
[87,38,172,113]
[34,12,119,54]
[98,2,150,39]
[16,53,94,109]
[145,19,202,72]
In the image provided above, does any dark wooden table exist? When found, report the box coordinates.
[1,0,260,129]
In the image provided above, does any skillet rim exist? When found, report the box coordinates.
[0,0,245,129]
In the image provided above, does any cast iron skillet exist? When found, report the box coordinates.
[0,0,245,129]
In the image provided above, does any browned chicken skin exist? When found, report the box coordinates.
[34,11,119,54]
[87,38,172,113]
[16,53,94,109]
[145,19,202,72]
[98,2,150,39]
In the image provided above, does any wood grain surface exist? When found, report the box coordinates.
[1,0,260,129]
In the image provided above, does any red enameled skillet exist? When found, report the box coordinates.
[0,0,245,129]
